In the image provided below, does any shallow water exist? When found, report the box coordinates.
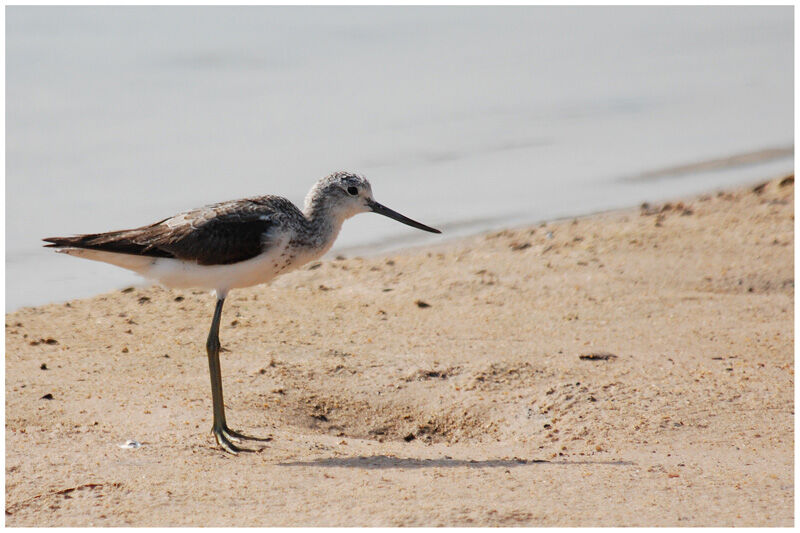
[6,6,793,311]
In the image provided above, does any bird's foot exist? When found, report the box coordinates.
[211,425,271,454]
[212,426,249,454]
[223,426,273,443]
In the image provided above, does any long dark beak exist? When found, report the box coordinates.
[367,198,441,234]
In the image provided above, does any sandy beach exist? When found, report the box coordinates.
[5,175,793,526]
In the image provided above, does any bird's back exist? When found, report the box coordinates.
[44,194,309,266]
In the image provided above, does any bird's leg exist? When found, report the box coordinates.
[206,297,272,454]
[206,297,245,453]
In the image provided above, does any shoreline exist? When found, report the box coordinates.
[6,175,793,526]
[15,170,793,314]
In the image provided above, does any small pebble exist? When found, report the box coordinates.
[579,352,617,361]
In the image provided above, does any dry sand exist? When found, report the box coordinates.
[5,176,794,526]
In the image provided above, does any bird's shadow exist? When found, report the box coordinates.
[278,455,634,470]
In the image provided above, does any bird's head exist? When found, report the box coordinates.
[305,171,441,233]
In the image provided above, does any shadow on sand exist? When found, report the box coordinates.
[278,455,634,470]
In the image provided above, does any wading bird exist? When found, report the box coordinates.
[44,171,441,453]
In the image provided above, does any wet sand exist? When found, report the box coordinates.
[5,175,793,526]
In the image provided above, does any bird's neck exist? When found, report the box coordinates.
[302,203,348,257]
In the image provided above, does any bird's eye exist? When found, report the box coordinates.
[347,186,358,196]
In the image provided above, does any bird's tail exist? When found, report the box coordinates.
[43,234,159,273]
[43,234,102,249]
